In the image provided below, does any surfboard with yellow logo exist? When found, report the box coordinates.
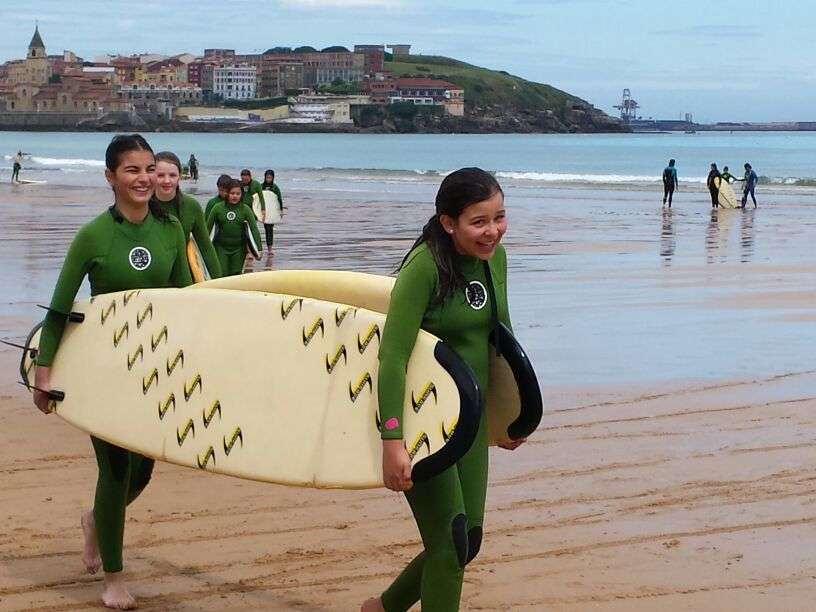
[19,288,480,489]
[195,270,543,445]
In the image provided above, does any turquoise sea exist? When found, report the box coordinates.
[3,131,816,188]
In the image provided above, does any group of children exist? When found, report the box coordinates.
[199,168,285,276]
[31,134,520,611]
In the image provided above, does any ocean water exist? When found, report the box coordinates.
[3,131,816,189]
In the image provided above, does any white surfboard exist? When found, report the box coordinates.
[195,270,543,445]
[20,289,480,489]
[716,177,738,209]
[251,192,283,224]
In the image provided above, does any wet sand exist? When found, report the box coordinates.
[1,180,815,610]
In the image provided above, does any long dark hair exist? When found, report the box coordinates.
[151,151,183,222]
[105,134,169,221]
[400,167,503,302]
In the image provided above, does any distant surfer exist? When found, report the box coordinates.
[261,169,284,249]
[32,134,192,610]
[738,163,758,208]
[206,178,262,276]
[707,163,721,208]
[11,150,23,183]
[188,153,199,181]
[662,159,678,207]
[205,174,232,219]
[362,168,526,612]
[153,151,221,278]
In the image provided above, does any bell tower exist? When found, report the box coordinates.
[28,25,46,59]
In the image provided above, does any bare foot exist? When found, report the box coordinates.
[361,596,385,612]
[102,573,137,610]
[81,510,102,575]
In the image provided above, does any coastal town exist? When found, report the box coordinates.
[0,26,466,131]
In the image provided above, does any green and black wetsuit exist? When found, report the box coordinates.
[204,196,223,220]
[240,178,264,213]
[206,200,262,276]
[37,206,192,574]
[261,182,284,248]
[378,242,511,612]
[156,191,222,278]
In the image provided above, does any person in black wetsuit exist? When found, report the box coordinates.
[706,163,721,208]
[662,159,678,207]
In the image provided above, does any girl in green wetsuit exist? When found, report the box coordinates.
[261,169,284,249]
[153,151,222,279]
[206,179,262,276]
[363,168,526,612]
[32,135,192,611]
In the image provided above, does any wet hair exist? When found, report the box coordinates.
[724,166,729,171]
[668,159,675,166]
[226,178,243,196]
[240,169,251,176]
[711,163,718,170]
[400,167,503,303]
[745,163,752,170]
[104,134,169,221]
[264,169,275,181]
[151,151,183,219]
[216,174,232,188]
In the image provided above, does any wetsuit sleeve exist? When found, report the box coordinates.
[206,206,217,232]
[273,184,284,210]
[190,201,222,278]
[377,252,437,440]
[37,227,96,366]
[496,246,513,333]
[254,181,265,212]
[170,221,193,289]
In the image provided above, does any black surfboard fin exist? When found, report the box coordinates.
[36,304,85,323]
[18,381,65,401]
[1,339,38,358]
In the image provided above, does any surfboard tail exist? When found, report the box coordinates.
[490,323,542,440]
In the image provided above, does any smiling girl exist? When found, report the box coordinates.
[363,168,525,612]
[32,134,192,610]
[152,151,221,279]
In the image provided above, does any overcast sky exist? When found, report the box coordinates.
[5,0,814,122]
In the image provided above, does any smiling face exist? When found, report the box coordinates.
[241,173,251,186]
[440,191,507,260]
[227,186,243,205]
[154,160,180,201]
[105,149,156,208]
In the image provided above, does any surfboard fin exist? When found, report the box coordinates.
[1,339,38,358]
[36,305,85,323]
[17,381,65,401]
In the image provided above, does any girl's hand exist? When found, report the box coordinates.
[32,367,54,414]
[382,439,413,491]
[497,437,527,451]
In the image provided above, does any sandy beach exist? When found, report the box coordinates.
[1,176,814,611]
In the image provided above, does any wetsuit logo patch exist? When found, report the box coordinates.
[226,211,237,221]
[128,247,152,271]
[465,281,487,310]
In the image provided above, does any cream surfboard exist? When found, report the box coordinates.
[195,270,543,445]
[716,177,738,209]
[186,237,211,284]
[20,288,480,489]
[252,192,283,224]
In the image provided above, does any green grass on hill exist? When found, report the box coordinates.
[383,55,583,112]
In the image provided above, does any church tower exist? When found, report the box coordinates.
[28,25,46,59]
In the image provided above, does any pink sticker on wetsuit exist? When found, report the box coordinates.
[384,417,400,431]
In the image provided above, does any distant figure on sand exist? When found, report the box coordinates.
[11,150,23,183]
[707,163,721,208]
[738,163,758,208]
[188,154,198,181]
[662,159,678,207]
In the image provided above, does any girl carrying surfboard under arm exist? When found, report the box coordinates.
[32,134,192,610]
[363,168,526,612]
[152,151,222,280]
[206,179,262,276]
